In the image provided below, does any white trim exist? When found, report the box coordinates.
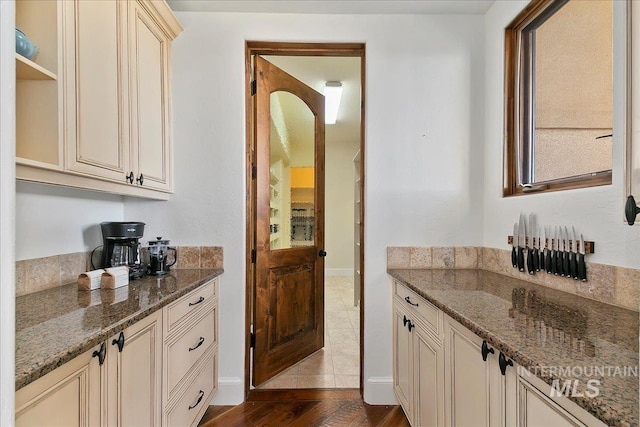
[210,377,244,405]
[363,377,397,405]
[0,0,16,425]
[325,268,353,277]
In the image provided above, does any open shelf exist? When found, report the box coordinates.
[16,54,57,81]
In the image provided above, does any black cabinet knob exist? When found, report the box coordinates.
[481,340,494,361]
[125,171,134,184]
[626,195,640,225]
[111,331,125,353]
[136,173,144,186]
[92,342,106,366]
[319,250,327,257]
[499,352,514,375]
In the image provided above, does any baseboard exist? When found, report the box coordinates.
[363,377,397,405]
[325,268,353,276]
[209,377,244,405]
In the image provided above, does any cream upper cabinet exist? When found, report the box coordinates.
[16,0,181,199]
[63,0,130,182]
[129,0,174,192]
[16,343,102,427]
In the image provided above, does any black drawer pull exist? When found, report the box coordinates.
[188,390,205,410]
[189,337,205,352]
[404,296,419,307]
[481,340,494,361]
[189,296,205,306]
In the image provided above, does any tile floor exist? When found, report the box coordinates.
[258,275,360,389]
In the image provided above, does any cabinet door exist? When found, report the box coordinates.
[444,318,492,427]
[393,304,414,424]
[518,380,585,427]
[63,0,131,182]
[414,326,444,427]
[106,311,162,427]
[129,0,172,192]
[16,345,102,427]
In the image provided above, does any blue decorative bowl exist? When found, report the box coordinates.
[15,28,39,60]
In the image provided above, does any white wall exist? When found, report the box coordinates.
[124,11,486,404]
[325,139,359,273]
[483,1,640,268]
[15,182,124,260]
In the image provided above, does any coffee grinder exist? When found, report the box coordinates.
[100,221,146,279]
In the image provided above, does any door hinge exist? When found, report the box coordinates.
[250,332,256,348]
[251,163,257,179]
[251,249,256,264]
[251,80,257,96]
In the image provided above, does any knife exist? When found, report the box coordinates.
[562,227,570,277]
[545,226,553,274]
[530,213,539,272]
[578,234,587,281]
[511,222,518,268]
[526,214,535,275]
[539,226,546,272]
[517,213,526,272]
[570,226,578,280]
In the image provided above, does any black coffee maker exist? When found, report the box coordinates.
[100,221,146,279]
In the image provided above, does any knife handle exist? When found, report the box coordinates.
[532,248,539,271]
[539,249,545,272]
[526,249,534,274]
[511,247,517,268]
[517,247,525,272]
[546,250,552,274]
[578,253,587,281]
[570,252,578,280]
[562,251,570,277]
[554,250,560,275]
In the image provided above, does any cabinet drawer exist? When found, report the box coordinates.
[166,353,216,427]
[166,307,216,398]
[394,281,441,338]
[165,279,216,334]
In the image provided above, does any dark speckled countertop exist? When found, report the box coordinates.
[16,268,223,391]
[388,268,639,427]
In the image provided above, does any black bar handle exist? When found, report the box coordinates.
[189,296,205,306]
[188,337,205,352]
[481,340,494,361]
[188,390,205,410]
[92,342,106,366]
[111,331,125,353]
[499,352,514,375]
[404,296,419,307]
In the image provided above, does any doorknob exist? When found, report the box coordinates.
[626,195,640,225]
[319,250,327,257]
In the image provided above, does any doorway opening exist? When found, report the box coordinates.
[244,42,365,397]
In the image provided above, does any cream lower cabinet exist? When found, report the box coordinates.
[16,344,102,427]
[391,279,604,427]
[163,279,219,426]
[443,316,516,427]
[16,279,219,427]
[16,311,161,427]
[393,282,445,427]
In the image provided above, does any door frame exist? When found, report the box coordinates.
[244,41,366,398]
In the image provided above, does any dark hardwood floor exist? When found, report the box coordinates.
[198,389,410,427]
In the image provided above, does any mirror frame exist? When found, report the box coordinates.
[503,0,614,197]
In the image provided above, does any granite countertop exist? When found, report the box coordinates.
[388,268,639,427]
[16,268,223,391]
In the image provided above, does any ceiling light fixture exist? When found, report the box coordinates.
[324,81,343,125]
